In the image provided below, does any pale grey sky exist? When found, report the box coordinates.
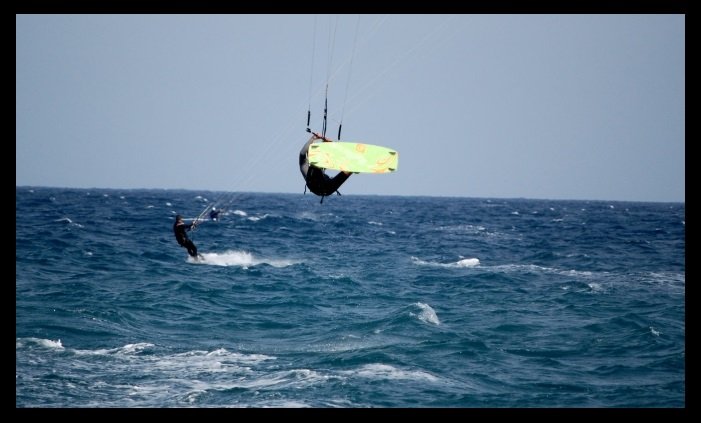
[16,14,684,202]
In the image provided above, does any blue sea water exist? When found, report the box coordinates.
[15,187,685,408]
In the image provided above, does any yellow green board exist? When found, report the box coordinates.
[308,142,399,174]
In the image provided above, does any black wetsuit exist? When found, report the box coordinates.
[173,220,198,257]
[299,135,351,198]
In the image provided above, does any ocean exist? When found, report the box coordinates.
[15,187,685,407]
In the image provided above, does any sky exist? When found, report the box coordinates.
[16,14,685,202]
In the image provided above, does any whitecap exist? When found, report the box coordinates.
[16,337,64,350]
[349,363,439,382]
[411,256,479,268]
[456,258,480,267]
[413,302,440,325]
[194,250,300,268]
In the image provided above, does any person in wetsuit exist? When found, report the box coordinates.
[173,214,198,257]
[299,132,351,202]
[209,207,222,221]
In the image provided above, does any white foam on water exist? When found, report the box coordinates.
[247,213,269,222]
[16,337,64,350]
[194,250,300,268]
[411,302,440,325]
[411,256,480,268]
[345,363,439,382]
[456,258,480,267]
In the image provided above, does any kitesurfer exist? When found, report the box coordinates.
[209,207,222,221]
[299,131,351,202]
[173,214,199,258]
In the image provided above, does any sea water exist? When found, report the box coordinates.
[16,187,685,407]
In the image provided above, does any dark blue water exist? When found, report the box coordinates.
[15,187,685,407]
